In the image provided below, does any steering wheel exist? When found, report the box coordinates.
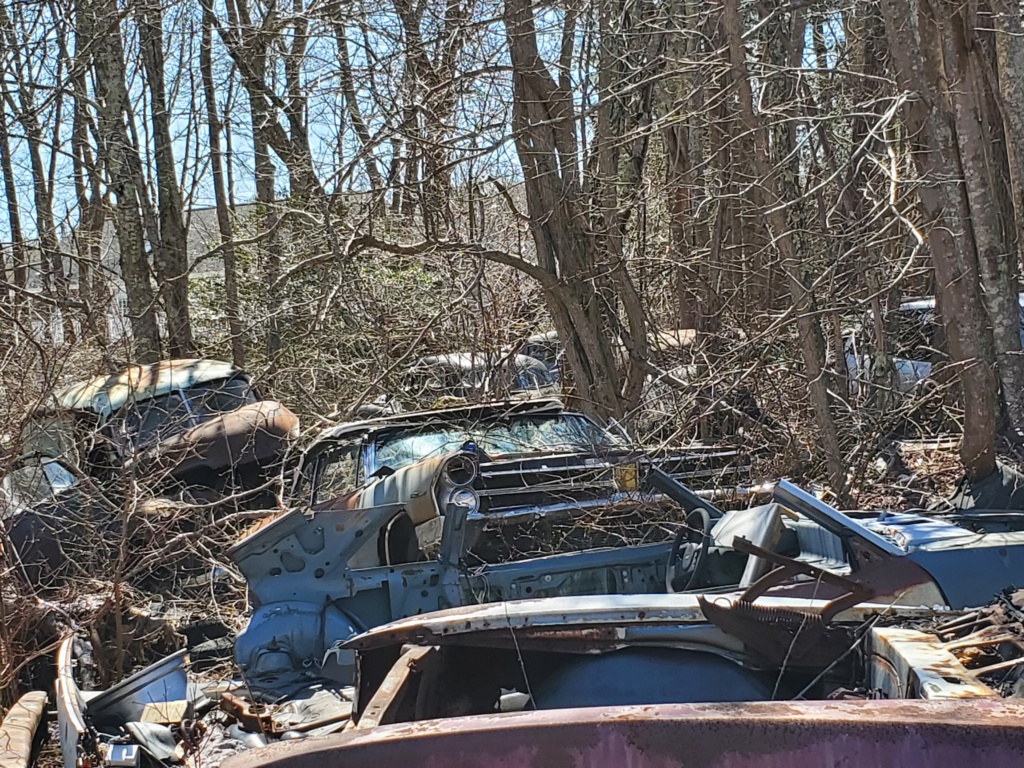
[665,507,711,593]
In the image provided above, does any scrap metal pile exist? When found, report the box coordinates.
[43,588,1024,768]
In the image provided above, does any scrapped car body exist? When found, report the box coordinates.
[56,587,1024,768]
[519,331,562,380]
[5,360,299,588]
[0,455,76,520]
[845,294,1024,397]
[287,398,745,517]
[343,596,987,722]
[231,398,753,685]
[220,590,1024,768]
[229,444,1024,693]
[224,699,1024,768]
[21,358,299,493]
[520,328,700,376]
[399,353,558,407]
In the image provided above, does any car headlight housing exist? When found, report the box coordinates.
[446,488,479,513]
[444,454,477,487]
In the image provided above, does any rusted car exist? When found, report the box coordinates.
[6,359,298,587]
[229,390,1024,692]
[399,352,559,407]
[222,589,1024,768]
[19,358,298,496]
[231,397,753,685]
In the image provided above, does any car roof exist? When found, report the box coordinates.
[526,330,560,344]
[313,397,569,444]
[406,352,547,372]
[47,359,245,417]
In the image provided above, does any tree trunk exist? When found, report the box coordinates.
[65,14,109,345]
[201,0,245,367]
[881,0,999,478]
[935,3,1024,430]
[0,97,27,322]
[219,0,324,205]
[333,13,383,190]
[1,2,75,343]
[503,0,648,422]
[721,0,846,491]
[283,0,318,202]
[137,0,194,357]
[220,0,284,365]
[80,0,162,361]
[992,0,1024,275]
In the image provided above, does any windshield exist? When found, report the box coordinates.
[373,414,623,472]
[513,364,556,389]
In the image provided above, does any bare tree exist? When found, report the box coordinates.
[137,0,195,356]
[881,0,1000,477]
[79,0,162,361]
[200,0,245,367]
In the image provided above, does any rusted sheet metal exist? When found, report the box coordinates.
[344,593,938,651]
[221,691,281,735]
[868,627,999,700]
[698,540,875,668]
[222,699,1024,768]
[0,691,48,768]
[146,400,299,476]
[354,646,437,730]
[56,638,87,768]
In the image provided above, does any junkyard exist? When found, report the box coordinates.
[8,0,1024,765]
[2,351,1024,768]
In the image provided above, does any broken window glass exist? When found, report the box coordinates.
[188,375,258,416]
[0,458,76,515]
[373,415,622,472]
[114,391,193,450]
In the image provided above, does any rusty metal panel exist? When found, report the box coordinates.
[868,627,999,699]
[354,646,436,730]
[221,699,1024,768]
[344,592,938,651]
[0,691,48,768]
